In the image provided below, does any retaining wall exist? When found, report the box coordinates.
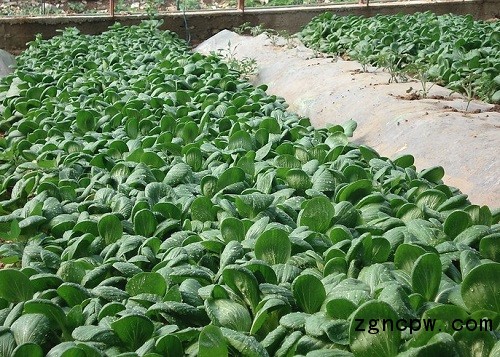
[0,0,499,53]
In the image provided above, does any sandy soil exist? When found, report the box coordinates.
[197,30,500,208]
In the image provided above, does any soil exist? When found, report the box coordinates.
[197,30,500,208]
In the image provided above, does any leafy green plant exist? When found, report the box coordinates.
[215,41,258,79]
[375,50,408,83]
[449,70,481,112]
[0,20,498,357]
[300,11,500,103]
[278,30,296,49]
[233,22,252,35]
[266,29,281,46]
[404,62,438,98]
[250,24,266,36]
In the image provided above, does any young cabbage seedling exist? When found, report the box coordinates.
[404,63,438,99]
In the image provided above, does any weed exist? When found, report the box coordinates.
[404,63,437,98]
[278,30,296,49]
[215,41,258,79]
[250,24,266,36]
[450,71,481,112]
[266,30,281,46]
[233,22,252,35]
[375,51,408,83]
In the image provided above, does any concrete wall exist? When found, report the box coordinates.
[1,0,499,53]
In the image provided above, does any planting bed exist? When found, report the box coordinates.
[300,12,500,103]
[0,20,499,356]
[196,29,500,207]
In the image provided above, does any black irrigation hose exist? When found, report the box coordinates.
[175,0,191,45]
[182,0,191,45]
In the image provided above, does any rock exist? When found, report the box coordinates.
[0,49,16,78]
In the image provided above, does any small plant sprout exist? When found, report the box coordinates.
[216,41,258,79]
[404,62,438,99]
[450,70,482,112]
[250,24,266,36]
[233,22,252,35]
[375,50,408,83]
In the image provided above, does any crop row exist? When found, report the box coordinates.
[300,12,500,103]
[0,20,499,356]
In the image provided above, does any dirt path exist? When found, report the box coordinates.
[197,30,500,208]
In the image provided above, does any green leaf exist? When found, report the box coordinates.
[460,249,481,278]
[220,327,269,357]
[461,263,500,314]
[76,110,96,132]
[292,274,326,314]
[111,314,155,350]
[164,163,192,186]
[286,169,312,191]
[141,151,166,169]
[235,193,274,219]
[275,330,301,356]
[222,265,260,312]
[480,234,500,262]
[221,217,246,243]
[394,243,426,273]
[336,179,372,204]
[398,332,458,356]
[219,241,245,271]
[198,325,228,357]
[205,298,252,332]
[420,166,445,183]
[342,119,357,137]
[57,283,91,307]
[190,196,216,222]
[411,253,442,301]
[72,325,120,345]
[349,301,400,357]
[24,299,68,336]
[11,313,52,346]
[455,328,495,357]
[326,298,358,320]
[443,210,471,239]
[228,130,253,152]
[12,343,44,357]
[98,213,123,245]
[454,225,490,246]
[359,145,380,161]
[326,132,348,148]
[155,335,184,357]
[0,328,16,357]
[255,228,291,265]
[251,297,291,335]
[185,147,203,171]
[217,167,246,193]
[126,272,167,297]
[298,196,335,233]
[133,209,157,237]
[0,269,34,303]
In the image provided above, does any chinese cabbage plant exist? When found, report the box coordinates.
[0,20,498,357]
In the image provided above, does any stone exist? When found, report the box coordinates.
[0,49,16,78]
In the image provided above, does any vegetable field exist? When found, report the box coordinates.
[0,20,499,356]
[300,12,500,103]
